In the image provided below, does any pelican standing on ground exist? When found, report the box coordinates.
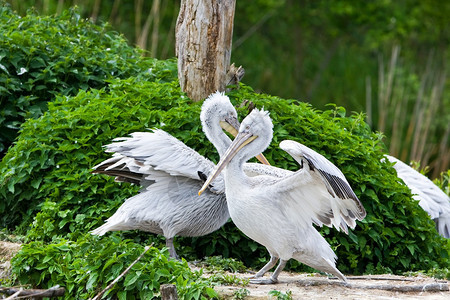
[199,108,366,283]
[385,155,450,238]
[91,92,269,258]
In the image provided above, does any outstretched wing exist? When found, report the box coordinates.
[271,140,366,233]
[93,129,224,193]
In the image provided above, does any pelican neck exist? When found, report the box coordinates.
[202,115,231,157]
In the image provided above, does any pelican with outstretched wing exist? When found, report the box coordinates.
[90,92,270,258]
[199,108,366,283]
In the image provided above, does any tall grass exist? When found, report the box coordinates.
[367,45,449,177]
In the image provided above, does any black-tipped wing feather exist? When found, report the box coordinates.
[277,140,366,231]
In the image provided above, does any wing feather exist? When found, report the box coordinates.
[385,155,450,238]
[93,154,151,185]
[106,130,215,179]
[92,129,225,193]
[270,140,366,232]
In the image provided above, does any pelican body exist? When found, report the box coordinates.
[200,109,366,283]
[91,92,269,258]
[385,155,450,238]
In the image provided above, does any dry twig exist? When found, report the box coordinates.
[90,244,153,300]
[0,285,65,299]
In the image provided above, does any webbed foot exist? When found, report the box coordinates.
[249,277,278,285]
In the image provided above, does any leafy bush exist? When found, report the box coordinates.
[0,4,176,155]
[1,6,449,296]
[0,76,182,232]
[2,69,448,280]
[11,235,217,299]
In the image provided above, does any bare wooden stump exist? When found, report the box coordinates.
[161,284,178,300]
[176,0,237,101]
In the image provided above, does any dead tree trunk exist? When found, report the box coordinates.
[176,0,238,101]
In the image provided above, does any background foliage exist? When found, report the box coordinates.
[5,0,449,177]
[0,2,449,299]
[0,4,154,156]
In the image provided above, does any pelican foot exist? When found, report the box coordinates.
[249,277,278,285]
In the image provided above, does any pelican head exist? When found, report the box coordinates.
[200,91,240,140]
[200,92,270,165]
[199,108,273,195]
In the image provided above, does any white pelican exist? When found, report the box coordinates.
[199,108,366,283]
[90,92,270,258]
[385,155,450,238]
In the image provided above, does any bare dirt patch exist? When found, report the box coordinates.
[0,241,21,261]
[214,270,449,299]
[0,241,21,281]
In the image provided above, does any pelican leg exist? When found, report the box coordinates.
[250,255,279,284]
[250,259,287,284]
[166,237,179,259]
[269,259,287,282]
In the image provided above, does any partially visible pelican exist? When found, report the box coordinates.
[91,92,270,258]
[199,109,366,283]
[385,155,450,238]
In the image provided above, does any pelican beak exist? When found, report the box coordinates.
[220,117,270,166]
[198,131,257,195]
[220,116,240,137]
[255,153,270,165]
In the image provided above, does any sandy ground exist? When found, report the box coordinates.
[214,270,449,299]
[0,241,21,261]
[1,241,449,299]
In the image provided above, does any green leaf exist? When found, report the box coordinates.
[117,291,127,300]
[406,244,416,256]
[102,255,118,271]
[0,63,9,75]
[124,273,139,287]
[42,255,53,263]
[30,177,42,189]
[86,272,99,290]
[56,244,70,251]
[156,268,170,278]
[399,257,410,268]
[205,287,218,298]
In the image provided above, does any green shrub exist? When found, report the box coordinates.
[2,70,448,281]
[11,235,217,299]
[0,4,176,155]
[1,6,449,295]
[0,76,181,232]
